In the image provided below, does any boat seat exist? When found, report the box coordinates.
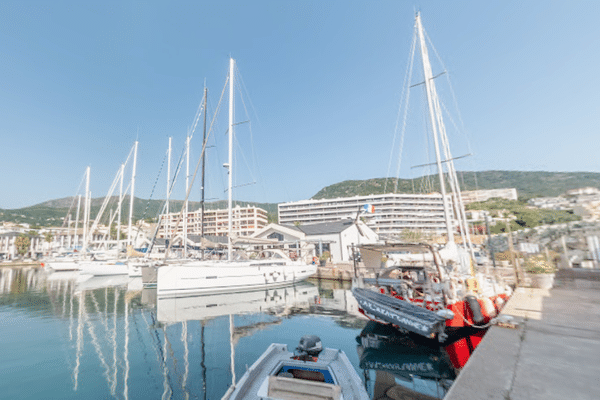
[267,375,342,400]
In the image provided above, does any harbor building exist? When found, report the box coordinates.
[250,219,379,263]
[278,193,452,238]
[0,231,45,260]
[158,205,268,238]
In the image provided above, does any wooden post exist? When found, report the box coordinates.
[505,218,522,285]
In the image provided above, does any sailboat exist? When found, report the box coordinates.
[351,13,511,364]
[78,141,140,276]
[156,58,317,298]
[155,281,320,400]
[45,166,92,272]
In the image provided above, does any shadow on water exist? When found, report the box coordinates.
[356,321,457,399]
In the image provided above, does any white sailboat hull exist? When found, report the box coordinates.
[157,261,317,298]
[79,261,129,276]
[45,260,80,272]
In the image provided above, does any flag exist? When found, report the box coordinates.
[362,204,375,213]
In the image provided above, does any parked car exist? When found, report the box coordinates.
[473,250,490,266]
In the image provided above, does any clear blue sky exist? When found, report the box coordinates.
[1,0,599,209]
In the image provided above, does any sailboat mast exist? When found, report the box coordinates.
[185,134,190,258]
[201,86,208,239]
[117,163,124,250]
[227,58,235,260]
[166,137,172,240]
[416,13,454,242]
[67,214,72,249]
[74,194,81,249]
[128,141,138,247]
[82,166,91,252]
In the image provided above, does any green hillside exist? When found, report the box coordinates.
[312,171,600,200]
[0,197,278,228]
[3,171,600,228]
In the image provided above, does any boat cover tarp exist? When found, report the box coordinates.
[352,287,445,338]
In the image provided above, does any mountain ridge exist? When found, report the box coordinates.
[2,170,599,227]
[311,170,600,200]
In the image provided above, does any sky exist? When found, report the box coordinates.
[1,0,599,210]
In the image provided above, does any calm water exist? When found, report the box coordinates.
[0,267,455,400]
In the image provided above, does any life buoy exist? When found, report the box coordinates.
[494,296,505,312]
[480,297,497,319]
[312,257,318,264]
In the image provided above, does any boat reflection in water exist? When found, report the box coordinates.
[356,321,456,400]
[156,282,319,323]
[3,266,384,400]
[154,282,320,399]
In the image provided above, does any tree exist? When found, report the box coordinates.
[110,226,126,241]
[399,229,424,242]
[44,232,53,243]
[15,234,31,257]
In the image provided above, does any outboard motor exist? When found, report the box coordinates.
[297,335,323,357]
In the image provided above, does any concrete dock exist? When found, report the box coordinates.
[445,269,600,399]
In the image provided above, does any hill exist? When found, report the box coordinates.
[0,197,278,228]
[311,170,600,200]
[3,171,600,227]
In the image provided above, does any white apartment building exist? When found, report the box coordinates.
[158,205,268,238]
[461,188,518,204]
[278,193,452,238]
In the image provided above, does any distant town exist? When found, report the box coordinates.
[2,184,600,270]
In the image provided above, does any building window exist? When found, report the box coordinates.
[267,232,284,241]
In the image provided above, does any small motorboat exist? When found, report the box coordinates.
[222,335,369,400]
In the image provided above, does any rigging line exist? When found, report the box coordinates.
[62,170,89,228]
[205,74,229,197]
[425,29,468,135]
[87,164,127,245]
[408,71,447,88]
[439,98,479,189]
[393,28,418,193]
[439,98,479,191]
[134,151,167,243]
[90,141,136,231]
[163,75,228,259]
[411,153,472,169]
[149,76,228,254]
[419,81,434,194]
[233,131,258,190]
[424,28,479,188]
[386,19,418,194]
[236,66,262,127]
[188,90,207,142]
[168,142,188,197]
[236,70,266,197]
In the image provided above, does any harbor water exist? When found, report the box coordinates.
[0,267,456,399]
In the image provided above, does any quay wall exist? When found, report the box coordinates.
[445,269,600,400]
